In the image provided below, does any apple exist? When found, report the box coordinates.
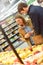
[14,58,20,62]
[31,62,37,65]
[13,62,23,65]
[29,47,33,51]
[34,51,40,55]
[33,59,37,63]
[24,61,31,65]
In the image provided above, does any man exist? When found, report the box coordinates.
[17,2,43,44]
[37,0,43,3]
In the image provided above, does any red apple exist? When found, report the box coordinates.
[13,62,23,65]
[34,51,40,55]
[29,47,33,51]
[14,58,20,62]
[33,59,37,63]
[24,61,31,65]
[31,62,37,65]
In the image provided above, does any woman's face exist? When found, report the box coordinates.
[16,18,24,26]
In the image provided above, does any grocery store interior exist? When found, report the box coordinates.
[0,0,43,65]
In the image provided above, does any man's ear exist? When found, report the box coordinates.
[23,7,26,10]
[23,7,28,11]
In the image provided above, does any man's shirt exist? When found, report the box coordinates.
[27,5,43,35]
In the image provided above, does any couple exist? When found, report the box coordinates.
[15,2,43,45]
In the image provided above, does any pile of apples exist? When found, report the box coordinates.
[13,57,43,65]
[13,58,37,65]
[0,44,43,65]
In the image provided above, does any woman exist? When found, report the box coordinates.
[15,15,34,47]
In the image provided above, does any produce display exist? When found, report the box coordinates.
[0,44,43,65]
[0,14,43,65]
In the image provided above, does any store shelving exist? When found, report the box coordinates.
[0,14,24,51]
[0,35,4,40]
[3,45,9,50]
[4,23,17,32]
[8,32,19,39]
[0,40,6,45]
[13,41,24,48]
[2,20,15,29]
[5,25,18,35]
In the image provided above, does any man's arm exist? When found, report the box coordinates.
[29,11,40,35]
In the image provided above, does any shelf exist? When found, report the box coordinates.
[3,45,9,50]
[0,40,7,45]
[5,27,18,36]
[13,41,24,48]
[0,36,4,40]
[6,29,14,35]
[8,32,19,39]
[2,43,9,48]
[0,32,2,35]
[2,21,15,29]
[3,41,24,50]
[4,24,17,32]
[11,37,20,43]
[15,42,24,48]
[14,27,18,31]
[2,37,20,50]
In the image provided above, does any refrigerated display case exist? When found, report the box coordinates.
[0,14,28,51]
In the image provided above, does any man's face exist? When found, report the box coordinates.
[20,10,26,14]
[20,7,28,14]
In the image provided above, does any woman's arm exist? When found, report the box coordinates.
[18,28,26,41]
[18,28,26,38]
[18,28,34,39]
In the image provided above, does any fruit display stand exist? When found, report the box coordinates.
[0,37,43,65]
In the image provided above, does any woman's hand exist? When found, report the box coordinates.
[29,30,34,35]
[20,38,26,41]
[25,30,34,39]
[25,33,30,38]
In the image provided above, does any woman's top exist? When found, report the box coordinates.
[19,25,34,45]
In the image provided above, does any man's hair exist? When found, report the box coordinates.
[37,0,43,3]
[18,2,28,13]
